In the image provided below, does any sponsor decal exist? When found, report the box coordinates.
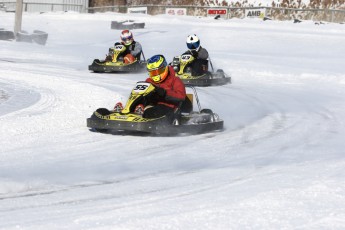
[115,115,128,120]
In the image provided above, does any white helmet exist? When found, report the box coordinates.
[186,34,200,51]
[120,30,134,45]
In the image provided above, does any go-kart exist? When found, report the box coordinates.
[87,81,224,135]
[171,54,231,87]
[88,44,146,73]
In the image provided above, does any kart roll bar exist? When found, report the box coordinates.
[141,50,146,61]
[208,56,214,72]
[185,84,201,112]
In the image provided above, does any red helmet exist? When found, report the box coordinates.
[120,30,134,45]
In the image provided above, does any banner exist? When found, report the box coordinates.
[245,8,265,18]
[207,8,228,18]
[127,7,147,14]
[166,8,187,16]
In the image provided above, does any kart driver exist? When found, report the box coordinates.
[183,34,209,76]
[106,29,143,64]
[143,54,186,121]
[113,55,186,122]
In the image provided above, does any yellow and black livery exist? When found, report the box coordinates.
[87,81,224,135]
[171,54,231,87]
[88,44,145,73]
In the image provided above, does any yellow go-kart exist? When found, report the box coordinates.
[88,44,146,73]
[171,54,231,87]
[87,81,224,135]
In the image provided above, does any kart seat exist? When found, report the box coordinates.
[180,93,193,113]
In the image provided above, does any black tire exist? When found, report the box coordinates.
[16,31,32,43]
[216,69,225,78]
[111,20,145,30]
[32,30,48,45]
[133,22,145,29]
[111,20,134,29]
[121,23,135,30]
[200,109,213,114]
[96,108,112,116]
[200,109,216,122]
[0,30,15,40]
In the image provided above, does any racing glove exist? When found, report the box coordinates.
[155,87,166,98]
[190,50,198,58]
[105,55,112,62]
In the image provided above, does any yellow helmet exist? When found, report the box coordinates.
[146,55,168,83]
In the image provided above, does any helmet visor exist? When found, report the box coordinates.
[121,35,133,44]
[148,66,166,78]
[187,40,200,50]
[121,34,132,41]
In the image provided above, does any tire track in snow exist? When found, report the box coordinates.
[0,68,115,154]
[0,89,9,104]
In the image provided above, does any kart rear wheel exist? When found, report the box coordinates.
[216,69,225,78]
[200,109,216,122]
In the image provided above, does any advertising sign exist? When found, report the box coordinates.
[207,8,227,18]
[166,8,187,16]
[207,9,227,15]
[127,7,147,14]
[245,8,266,18]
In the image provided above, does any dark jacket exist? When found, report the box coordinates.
[184,46,209,60]
[115,41,143,59]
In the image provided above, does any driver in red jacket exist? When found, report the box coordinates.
[143,54,186,121]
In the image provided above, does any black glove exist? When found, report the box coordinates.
[190,50,198,58]
[155,87,166,98]
[108,48,114,56]
[105,55,112,62]
[127,45,134,51]
[114,42,121,46]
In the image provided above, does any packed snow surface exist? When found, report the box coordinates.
[1,11,345,229]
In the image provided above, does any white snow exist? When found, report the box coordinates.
[1,11,345,229]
